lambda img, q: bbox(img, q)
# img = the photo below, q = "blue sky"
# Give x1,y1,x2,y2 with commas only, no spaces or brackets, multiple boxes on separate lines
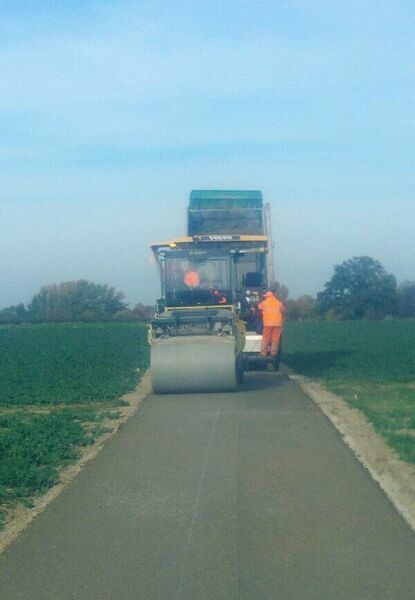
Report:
0,0,414,306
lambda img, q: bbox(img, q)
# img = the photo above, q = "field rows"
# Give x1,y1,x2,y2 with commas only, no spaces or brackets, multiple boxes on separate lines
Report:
0,323,150,527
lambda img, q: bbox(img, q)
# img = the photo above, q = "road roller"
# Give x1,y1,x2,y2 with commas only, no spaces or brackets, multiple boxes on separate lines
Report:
149,190,275,394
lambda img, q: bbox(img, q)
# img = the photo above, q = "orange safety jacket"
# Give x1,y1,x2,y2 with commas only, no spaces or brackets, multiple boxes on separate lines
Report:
183,270,200,287
258,296,285,327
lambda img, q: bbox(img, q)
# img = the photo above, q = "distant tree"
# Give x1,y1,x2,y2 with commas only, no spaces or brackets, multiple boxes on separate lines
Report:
131,303,154,320
316,256,398,320
27,280,127,323
398,281,415,319
269,281,289,303
0,303,28,324
286,295,317,321
113,303,153,321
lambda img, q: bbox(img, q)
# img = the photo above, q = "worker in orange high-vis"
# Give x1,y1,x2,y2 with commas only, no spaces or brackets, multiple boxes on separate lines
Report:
258,290,285,358
183,269,200,288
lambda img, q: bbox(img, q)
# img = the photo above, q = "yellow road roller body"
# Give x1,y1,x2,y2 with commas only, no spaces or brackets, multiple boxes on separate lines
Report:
149,189,274,394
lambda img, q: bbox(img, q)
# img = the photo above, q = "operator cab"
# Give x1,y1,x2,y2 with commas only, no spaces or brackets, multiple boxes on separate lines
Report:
164,249,233,308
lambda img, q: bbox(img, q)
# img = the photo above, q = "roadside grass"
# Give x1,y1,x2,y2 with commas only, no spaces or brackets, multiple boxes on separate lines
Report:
0,323,150,529
283,321,415,465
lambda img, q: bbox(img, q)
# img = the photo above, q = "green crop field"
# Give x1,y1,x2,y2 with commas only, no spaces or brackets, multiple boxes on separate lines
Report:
283,321,415,464
2,320,414,529
0,323,150,528
0,323,149,406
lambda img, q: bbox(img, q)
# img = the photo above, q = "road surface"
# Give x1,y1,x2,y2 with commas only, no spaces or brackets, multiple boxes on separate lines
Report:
1,370,415,599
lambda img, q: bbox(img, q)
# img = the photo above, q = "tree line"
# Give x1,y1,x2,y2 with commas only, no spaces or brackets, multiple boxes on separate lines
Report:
1,256,414,324
0,280,153,325
284,256,415,321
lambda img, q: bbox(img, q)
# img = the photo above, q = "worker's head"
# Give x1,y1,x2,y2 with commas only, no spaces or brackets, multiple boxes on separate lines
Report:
264,291,274,298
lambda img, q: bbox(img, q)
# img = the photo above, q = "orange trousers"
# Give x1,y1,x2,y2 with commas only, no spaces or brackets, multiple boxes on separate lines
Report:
261,326,282,356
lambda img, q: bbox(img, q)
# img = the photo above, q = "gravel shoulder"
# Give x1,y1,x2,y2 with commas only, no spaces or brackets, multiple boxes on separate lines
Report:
290,372,415,533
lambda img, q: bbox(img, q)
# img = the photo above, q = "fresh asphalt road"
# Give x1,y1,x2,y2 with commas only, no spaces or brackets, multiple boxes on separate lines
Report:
2,371,415,599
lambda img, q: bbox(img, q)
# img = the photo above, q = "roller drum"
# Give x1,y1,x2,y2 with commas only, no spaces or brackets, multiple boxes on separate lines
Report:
151,336,238,394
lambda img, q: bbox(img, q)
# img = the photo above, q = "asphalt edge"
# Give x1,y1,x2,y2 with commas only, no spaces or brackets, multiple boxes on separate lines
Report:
289,373,415,535
0,370,152,556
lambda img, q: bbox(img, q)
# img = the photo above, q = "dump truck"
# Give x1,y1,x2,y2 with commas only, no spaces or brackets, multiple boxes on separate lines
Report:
149,190,275,394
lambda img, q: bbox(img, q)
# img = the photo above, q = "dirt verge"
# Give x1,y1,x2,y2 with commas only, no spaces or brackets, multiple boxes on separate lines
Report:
0,370,152,556
290,373,415,534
